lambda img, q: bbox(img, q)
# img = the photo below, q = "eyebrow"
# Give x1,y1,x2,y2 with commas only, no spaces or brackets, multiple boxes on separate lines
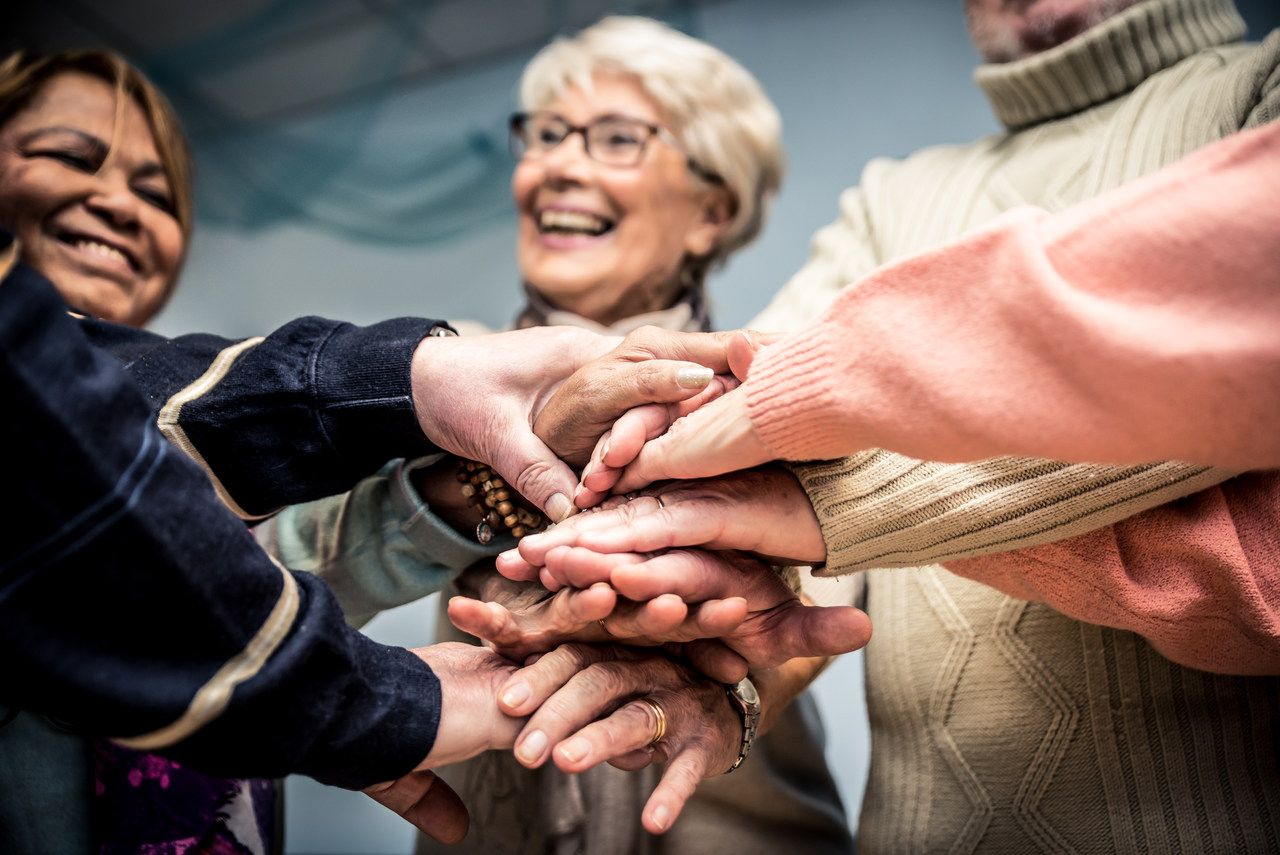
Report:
17,126,169,181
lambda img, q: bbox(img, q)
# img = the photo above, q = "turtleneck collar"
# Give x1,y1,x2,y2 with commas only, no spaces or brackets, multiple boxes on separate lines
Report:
513,281,712,335
975,0,1246,130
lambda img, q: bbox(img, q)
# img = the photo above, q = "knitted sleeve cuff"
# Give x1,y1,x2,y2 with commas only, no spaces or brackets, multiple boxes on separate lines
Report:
788,453,1234,574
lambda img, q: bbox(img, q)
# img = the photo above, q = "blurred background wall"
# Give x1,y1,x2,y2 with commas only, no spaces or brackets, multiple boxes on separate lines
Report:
11,1,1279,852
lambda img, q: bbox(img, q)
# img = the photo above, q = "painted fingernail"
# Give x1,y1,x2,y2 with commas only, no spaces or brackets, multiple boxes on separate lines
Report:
515,729,547,765
557,737,591,765
677,364,714,389
546,493,574,523
652,804,671,831
501,682,531,709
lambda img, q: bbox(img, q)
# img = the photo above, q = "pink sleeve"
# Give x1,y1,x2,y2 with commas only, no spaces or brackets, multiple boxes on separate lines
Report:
745,121,1280,469
943,471,1280,675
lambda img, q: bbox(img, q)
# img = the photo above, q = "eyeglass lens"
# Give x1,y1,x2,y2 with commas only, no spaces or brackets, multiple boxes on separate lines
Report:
514,114,654,166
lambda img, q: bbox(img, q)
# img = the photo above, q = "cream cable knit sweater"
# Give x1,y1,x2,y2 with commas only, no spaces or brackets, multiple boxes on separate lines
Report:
746,0,1280,850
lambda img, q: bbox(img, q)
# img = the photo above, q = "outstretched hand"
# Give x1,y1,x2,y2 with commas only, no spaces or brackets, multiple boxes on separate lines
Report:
481,542,869,681
574,331,780,500
503,469,827,585
360,642,524,842
532,325,751,467
445,563,750,681
498,643,743,835
411,325,742,524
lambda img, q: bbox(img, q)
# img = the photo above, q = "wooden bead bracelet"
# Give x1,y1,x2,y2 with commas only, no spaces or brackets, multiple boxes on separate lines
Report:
456,459,548,543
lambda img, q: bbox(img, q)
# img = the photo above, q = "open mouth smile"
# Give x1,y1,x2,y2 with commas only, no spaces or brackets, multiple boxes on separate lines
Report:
537,209,616,237
57,232,140,272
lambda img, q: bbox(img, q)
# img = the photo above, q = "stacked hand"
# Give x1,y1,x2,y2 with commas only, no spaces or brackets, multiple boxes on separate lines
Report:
405,325,872,838
410,325,745,523
571,330,782,504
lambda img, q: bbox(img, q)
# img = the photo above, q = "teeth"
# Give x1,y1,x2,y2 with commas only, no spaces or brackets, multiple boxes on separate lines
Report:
75,239,130,266
538,210,612,236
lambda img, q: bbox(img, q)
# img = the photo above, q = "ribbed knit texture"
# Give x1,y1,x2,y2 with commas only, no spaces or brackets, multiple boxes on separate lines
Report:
744,2,1280,850
976,0,1246,129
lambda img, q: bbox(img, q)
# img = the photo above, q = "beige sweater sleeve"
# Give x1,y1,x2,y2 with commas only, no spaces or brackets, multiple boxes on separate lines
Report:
790,453,1235,575
754,163,1239,578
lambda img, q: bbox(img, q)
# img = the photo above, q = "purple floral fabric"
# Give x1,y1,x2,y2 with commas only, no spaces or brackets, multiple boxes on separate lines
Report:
92,740,276,855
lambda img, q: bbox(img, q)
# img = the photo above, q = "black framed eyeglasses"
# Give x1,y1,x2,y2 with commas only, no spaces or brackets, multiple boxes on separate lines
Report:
509,111,723,184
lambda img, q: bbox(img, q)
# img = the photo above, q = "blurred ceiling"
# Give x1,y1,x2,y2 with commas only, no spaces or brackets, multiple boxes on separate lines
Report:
8,0,721,139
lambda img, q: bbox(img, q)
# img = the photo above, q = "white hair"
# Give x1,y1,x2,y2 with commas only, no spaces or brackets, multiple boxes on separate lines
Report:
519,16,785,272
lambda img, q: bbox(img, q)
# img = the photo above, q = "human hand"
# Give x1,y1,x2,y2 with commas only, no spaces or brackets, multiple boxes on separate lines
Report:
499,643,742,834
505,469,827,581
532,325,750,468
359,642,524,842
410,326,616,523
445,563,749,681
485,543,870,680
412,325,738,524
361,771,469,844
573,331,780,499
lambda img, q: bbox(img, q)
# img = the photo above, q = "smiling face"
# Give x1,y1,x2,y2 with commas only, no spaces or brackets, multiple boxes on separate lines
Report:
512,73,730,326
0,71,183,327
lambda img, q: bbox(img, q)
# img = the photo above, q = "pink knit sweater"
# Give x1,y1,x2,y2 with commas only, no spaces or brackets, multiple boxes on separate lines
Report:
746,122,1280,674
746,120,1280,470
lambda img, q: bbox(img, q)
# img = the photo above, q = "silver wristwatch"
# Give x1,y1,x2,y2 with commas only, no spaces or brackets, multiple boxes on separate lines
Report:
724,677,761,773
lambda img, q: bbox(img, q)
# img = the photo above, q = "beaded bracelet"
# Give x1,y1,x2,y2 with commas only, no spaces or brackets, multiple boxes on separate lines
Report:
456,459,548,544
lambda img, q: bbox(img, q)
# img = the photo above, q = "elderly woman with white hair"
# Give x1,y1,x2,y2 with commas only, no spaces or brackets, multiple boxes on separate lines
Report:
258,15,856,855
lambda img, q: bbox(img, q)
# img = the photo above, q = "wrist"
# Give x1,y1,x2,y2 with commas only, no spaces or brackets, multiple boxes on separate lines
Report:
409,456,476,535
408,323,460,447
723,676,761,773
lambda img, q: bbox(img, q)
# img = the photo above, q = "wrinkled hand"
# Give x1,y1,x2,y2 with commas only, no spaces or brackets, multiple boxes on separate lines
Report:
488,541,870,680
446,563,749,681
574,331,779,499
362,772,468,844
533,326,750,468
411,326,617,522
412,325,741,523
360,642,523,842
499,643,741,834
503,469,827,584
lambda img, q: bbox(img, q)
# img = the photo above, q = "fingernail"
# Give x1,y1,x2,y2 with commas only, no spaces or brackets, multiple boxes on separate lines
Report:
516,729,547,765
677,365,713,389
501,682,531,709
518,533,542,548
546,493,573,523
652,804,670,831
557,737,591,765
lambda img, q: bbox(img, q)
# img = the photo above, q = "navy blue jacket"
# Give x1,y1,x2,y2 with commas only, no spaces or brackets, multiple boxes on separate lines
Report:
1,234,447,789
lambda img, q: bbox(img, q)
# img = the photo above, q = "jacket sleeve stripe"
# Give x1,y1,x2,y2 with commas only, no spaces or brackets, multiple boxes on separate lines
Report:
112,557,301,750
156,336,270,521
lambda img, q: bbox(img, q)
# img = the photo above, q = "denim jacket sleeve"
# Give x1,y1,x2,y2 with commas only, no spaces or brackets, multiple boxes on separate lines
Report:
1,242,442,789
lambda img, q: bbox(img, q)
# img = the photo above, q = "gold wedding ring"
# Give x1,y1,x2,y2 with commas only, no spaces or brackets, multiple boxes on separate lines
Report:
598,618,611,636
637,697,667,748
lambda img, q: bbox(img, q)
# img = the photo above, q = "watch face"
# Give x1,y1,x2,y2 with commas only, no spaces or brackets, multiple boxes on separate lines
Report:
734,678,760,707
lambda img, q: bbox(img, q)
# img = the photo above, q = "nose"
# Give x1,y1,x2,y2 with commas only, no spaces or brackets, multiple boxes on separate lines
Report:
539,130,595,184
85,170,142,231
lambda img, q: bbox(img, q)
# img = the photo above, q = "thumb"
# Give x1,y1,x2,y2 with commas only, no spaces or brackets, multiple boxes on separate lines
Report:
489,433,580,524
727,331,759,380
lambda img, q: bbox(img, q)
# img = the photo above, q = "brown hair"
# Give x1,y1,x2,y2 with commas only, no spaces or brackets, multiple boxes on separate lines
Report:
0,49,195,289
